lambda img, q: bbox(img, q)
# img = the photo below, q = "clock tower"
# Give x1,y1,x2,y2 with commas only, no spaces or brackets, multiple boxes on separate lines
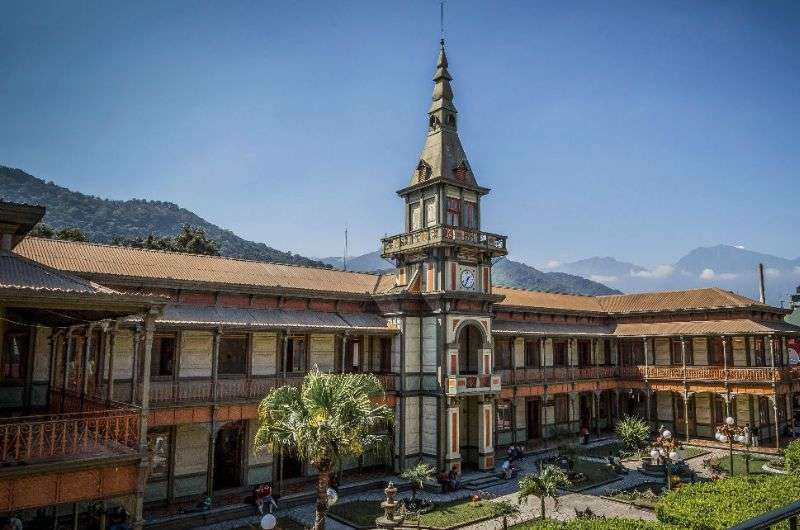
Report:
380,40,507,473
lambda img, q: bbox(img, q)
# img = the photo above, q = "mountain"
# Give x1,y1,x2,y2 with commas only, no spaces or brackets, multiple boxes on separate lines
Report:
492,258,621,295
552,245,800,306
320,250,392,273
0,166,323,266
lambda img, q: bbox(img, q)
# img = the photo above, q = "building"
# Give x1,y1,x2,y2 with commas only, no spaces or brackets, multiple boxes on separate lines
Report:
2,41,800,528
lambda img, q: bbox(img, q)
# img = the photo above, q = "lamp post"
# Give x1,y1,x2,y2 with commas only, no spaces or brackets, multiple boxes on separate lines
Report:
715,416,751,475
651,428,681,491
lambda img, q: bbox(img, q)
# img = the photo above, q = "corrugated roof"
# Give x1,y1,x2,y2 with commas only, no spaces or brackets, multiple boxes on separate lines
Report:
613,319,800,337
0,250,118,296
598,288,766,314
150,304,396,332
16,238,394,296
493,286,604,313
493,320,613,337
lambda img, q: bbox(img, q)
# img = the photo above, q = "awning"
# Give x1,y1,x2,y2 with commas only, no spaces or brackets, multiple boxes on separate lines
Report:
493,320,613,337
152,304,397,333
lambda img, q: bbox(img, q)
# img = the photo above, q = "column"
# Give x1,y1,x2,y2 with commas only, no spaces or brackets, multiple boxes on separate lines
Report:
722,335,729,380
680,336,687,379
682,390,692,442
46,330,59,411
134,312,157,527
477,398,494,470
771,394,781,450
211,328,222,401
341,333,348,373
206,422,218,496
60,328,74,412
445,400,461,471
106,323,118,404
81,324,95,401
642,337,649,379
281,330,289,379
645,388,652,424
592,390,600,436
130,326,141,403
613,389,620,423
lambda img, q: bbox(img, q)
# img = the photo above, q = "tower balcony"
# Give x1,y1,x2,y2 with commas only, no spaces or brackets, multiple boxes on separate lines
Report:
446,374,502,396
381,225,508,260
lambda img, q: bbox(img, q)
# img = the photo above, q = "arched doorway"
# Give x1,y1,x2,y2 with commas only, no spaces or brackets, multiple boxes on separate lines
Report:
457,324,483,375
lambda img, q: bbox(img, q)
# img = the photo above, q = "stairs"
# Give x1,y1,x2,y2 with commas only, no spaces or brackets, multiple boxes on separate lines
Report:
461,471,507,491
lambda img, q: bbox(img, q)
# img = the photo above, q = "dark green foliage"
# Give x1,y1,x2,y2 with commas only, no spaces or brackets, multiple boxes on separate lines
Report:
28,223,87,241
783,440,800,473
29,223,54,238
114,225,220,256
655,474,800,529
615,415,650,453
2,165,324,266
513,518,669,529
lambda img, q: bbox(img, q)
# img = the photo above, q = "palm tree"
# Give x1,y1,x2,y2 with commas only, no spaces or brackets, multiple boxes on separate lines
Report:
400,463,435,505
518,465,570,520
255,367,393,530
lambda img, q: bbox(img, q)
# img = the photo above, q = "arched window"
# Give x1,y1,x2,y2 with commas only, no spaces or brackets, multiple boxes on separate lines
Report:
458,324,483,374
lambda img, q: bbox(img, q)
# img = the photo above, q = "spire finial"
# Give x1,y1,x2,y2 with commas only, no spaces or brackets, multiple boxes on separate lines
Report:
440,0,445,43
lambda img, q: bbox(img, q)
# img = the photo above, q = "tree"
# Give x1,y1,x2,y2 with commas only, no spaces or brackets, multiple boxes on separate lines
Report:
255,367,393,530
55,227,88,242
400,462,434,504
518,465,570,520
492,500,520,530
172,224,219,255
29,223,54,238
615,415,651,455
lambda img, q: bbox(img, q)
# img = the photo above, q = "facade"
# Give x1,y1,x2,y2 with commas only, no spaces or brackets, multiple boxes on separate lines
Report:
2,41,800,527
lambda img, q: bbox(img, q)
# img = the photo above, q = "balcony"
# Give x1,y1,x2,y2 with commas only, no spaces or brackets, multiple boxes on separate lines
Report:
146,373,399,406
0,407,139,467
619,365,789,383
446,374,502,396
498,366,618,385
381,225,507,259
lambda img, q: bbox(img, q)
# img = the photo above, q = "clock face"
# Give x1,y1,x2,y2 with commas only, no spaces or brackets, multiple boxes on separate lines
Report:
460,269,476,289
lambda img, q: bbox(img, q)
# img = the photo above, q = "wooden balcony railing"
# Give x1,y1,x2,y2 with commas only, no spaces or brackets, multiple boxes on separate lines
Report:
619,365,789,382
498,365,618,385
0,408,140,466
381,225,507,258
446,374,502,396
146,373,398,406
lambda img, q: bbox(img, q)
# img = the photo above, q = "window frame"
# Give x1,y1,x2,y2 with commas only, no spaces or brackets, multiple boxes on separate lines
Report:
219,335,249,376
446,197,461,227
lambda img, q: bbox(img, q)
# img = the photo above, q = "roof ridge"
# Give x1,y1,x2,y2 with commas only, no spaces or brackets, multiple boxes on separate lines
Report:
597,286,726,299
24,237,384,278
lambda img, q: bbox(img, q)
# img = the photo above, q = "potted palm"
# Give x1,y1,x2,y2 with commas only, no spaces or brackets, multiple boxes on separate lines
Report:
400,463,435,508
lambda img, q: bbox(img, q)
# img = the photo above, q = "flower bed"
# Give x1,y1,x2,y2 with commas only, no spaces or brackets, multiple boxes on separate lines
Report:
328,499,510,530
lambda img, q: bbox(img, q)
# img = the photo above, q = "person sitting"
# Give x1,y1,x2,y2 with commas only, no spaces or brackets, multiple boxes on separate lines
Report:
447,466,461,491
437,470,451,492
501,459,517,480
507,444,517,462
579,426,590,445
255,482,278,515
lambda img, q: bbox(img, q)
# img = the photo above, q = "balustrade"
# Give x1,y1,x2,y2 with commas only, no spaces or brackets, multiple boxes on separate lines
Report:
0,408,139,465
381,225,507,257
618,365,788,382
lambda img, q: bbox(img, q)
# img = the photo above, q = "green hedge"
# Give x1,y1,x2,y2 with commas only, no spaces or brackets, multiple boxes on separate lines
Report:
656,475,800,529
513,518,668,530
784,440,800,473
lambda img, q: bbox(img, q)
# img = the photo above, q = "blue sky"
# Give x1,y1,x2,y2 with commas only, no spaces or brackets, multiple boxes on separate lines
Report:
1,0,798,268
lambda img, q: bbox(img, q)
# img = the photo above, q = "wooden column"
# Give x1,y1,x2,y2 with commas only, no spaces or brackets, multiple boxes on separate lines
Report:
81,324,95,401
106,323,118,405
682,391,692,442
134,312,157,527
642,337,649,378
281,330,289,379
60,328,74,413
46,329,59,411
130,326,141,403
211,328,222,401
206,422,218,496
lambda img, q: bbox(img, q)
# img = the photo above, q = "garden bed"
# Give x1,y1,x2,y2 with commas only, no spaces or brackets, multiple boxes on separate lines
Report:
560,459,622,492
604,482,665,509
328,499,510,530
710,453,773,476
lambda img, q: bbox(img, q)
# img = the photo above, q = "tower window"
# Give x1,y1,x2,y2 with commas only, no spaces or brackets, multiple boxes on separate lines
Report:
416,160,432,181
446,197,461,226
447,114,456,127
463,201,477,229
453,160,469,181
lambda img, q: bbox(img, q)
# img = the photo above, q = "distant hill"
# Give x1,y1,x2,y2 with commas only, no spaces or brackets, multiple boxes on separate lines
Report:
321,250,392,273
321,251,620,296
0,166,323,266
492,258,621,296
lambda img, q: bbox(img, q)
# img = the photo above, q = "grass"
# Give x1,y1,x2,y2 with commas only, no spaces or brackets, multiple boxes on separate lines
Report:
678,446,708,460
607,482,665,509
328,499,510,529
711,452,772,476
561,459,621,491
576,442,623,458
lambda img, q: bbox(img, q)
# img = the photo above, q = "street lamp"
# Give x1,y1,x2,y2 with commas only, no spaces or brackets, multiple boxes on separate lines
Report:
651,428,682,491
715,416,751,475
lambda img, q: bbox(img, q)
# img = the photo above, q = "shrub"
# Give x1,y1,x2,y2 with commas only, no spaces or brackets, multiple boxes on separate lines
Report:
655,474,800,529
512,517,669,529
615,415,650,453
783,440,800,473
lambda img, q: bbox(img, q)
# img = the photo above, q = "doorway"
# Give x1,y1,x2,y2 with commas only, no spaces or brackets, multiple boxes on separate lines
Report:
579,394,592,431
526,398,540,441
214,422,244,491
281,452,304,481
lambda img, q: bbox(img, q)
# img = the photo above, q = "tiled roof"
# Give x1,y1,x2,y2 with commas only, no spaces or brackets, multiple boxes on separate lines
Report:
149,304,396,332
16,238,394,297
613,319,800,337
493,320,613,337
494,286,773,315
0,250,119,297
597,288,767,314
493,286,604,313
